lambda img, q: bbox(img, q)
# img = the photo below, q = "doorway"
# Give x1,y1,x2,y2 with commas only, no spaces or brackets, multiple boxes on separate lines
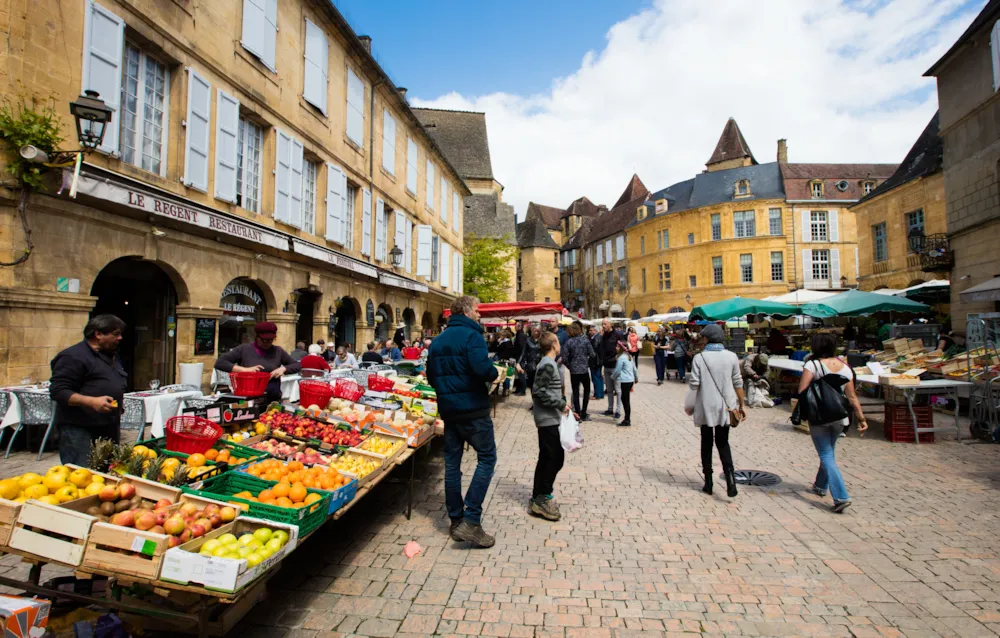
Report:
91,257,178,392
402,308,416,344
295,290,319,345
335,298,357,349
375,303,392,342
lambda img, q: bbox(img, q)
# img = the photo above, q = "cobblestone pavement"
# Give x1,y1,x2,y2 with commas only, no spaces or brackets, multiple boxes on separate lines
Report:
4,361,1000,637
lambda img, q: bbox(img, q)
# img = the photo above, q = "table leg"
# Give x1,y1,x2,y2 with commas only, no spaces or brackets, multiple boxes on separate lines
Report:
407,452,415,520
953,387,962,441
906,390,919,445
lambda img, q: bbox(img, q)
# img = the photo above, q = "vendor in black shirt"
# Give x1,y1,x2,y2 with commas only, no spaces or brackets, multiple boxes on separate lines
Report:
361,342,384,364
49,314,128,466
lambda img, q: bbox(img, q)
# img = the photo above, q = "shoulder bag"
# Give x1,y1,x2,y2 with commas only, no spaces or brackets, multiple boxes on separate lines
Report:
799,360,851,424
697,353,744,428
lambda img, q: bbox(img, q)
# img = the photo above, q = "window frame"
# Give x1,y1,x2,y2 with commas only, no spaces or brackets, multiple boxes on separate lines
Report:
733,210,755,239
344,184,356,250
712,256,723,285
769,208,782,235
770,251,784,282
905,209,925,253
811,181,824,198
711,214,721,241
740,253,753,283
873,222,887,263
236,117,263,213
302,159,318,235
120,41,170,176
689,275,696,288
812,249,830,280
688,233,695,245
810,211,829,242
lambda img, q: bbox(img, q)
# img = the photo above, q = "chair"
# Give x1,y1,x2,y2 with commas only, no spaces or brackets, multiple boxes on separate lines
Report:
121,396,147,441
183,399,219,410
213,370,232,393
300,368,326,379
0,392,10,425
6,391,56,460
350,369,373,388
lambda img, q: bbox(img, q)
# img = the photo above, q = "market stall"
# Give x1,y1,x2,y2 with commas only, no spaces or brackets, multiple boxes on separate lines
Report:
689,298,800,322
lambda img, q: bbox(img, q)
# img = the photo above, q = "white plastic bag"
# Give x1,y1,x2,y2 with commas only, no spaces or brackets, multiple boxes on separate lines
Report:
747,380,774,408
559,411,583,452
683,388,697,416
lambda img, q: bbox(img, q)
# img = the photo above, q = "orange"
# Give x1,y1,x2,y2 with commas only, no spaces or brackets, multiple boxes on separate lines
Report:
288,483,307,503
275,496,293,508
304,492,322,505
204,449,219,461
188,453,206,468
272,483,290,499
287,461,303,472
257,488,274,502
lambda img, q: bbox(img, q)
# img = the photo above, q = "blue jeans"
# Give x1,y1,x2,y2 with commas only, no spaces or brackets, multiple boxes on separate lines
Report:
674,354,687,381
654,352,666,381
810,424,849,502
590,367,605,399
443,415,497,525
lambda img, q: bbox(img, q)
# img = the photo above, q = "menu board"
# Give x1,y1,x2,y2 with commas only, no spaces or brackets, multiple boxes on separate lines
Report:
194,318,216,355
728,328,748,355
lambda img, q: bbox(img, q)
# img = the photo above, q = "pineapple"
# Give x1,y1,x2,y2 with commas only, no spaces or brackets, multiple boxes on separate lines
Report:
108,442,135,476
122,450,147,478
166,464,190,487
143,455,166,483
87,438,115,473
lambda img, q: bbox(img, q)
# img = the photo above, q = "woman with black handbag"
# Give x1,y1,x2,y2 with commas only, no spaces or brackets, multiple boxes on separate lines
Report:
797,333,868,513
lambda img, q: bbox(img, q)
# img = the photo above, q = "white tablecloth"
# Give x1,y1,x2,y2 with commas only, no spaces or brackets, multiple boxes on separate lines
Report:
0,387,50,429
127,390,204,438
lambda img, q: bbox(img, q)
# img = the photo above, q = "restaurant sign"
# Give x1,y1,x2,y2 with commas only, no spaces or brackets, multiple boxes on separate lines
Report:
291,239,377,279
220,283,262,314
379,273,428,293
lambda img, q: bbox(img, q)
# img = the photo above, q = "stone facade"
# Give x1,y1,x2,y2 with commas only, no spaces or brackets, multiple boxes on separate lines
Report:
517,248,560,303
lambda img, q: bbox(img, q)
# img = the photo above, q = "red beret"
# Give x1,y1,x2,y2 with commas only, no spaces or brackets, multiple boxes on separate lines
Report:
255,321,277,338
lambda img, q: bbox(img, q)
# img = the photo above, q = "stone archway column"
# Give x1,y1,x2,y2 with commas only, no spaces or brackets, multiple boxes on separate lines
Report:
174,305,224,392
266,313,299,354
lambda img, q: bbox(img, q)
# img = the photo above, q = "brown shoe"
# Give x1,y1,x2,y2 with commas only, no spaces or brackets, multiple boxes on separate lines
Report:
452,520,496,548
530,496,561,521
449,517,463,540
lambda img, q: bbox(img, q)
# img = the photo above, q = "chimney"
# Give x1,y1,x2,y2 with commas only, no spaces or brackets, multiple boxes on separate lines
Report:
358,35,371,53
777,139,788,164
397,87,407,101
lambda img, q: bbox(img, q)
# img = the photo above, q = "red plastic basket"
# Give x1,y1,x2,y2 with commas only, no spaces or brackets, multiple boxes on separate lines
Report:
299,380,334,408
165,416,224,454
230,371,271,396
367,375,395,392
332,378,365,402
402,347,421,360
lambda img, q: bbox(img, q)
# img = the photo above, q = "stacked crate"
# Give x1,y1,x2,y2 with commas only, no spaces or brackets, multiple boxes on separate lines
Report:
884,404,934,443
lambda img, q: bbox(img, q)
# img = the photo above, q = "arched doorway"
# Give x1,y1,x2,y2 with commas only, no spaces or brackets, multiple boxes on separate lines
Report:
630,310,641,320
668,306,685,313
402,308,416,344
91,257,178,391
647,308,658,317
219,278,268,354
437,313,448,332
335,297,358,349
375,303,392,342
295,289,320,346
421,311,434,338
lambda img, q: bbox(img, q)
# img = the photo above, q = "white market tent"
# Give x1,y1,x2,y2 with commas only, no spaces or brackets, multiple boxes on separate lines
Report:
645,312,691,324
763,289,837,305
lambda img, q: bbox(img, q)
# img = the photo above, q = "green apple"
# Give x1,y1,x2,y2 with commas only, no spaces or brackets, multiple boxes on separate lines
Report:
237,534,255,546
246,539,263,551
265,538,284,553
252,528,272,544
212,546,229,557
270,530,289,545
246,552,263,567
217,533,237,546
199,548,214,557
201,539,222,553
223,551,241,560
256,547,273,560
237,546,253,558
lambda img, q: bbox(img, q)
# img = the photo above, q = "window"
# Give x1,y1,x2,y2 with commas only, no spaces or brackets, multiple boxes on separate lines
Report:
906,209,925,252
302,160,318,234
769,208,782,235
711,214,721,241
811,181,824,198
733,210,755,238
517,274,522,292
641,268,646,292
376,202,389,261
771,251,784,282
344,185,356,249
554,252,559,268
431,235,439,281
740,253,753,283
121,43,168,174
406,138,418,194
425,161,435,209
555,277,559,289
712,256,723,285
863,181,875,195
236,118,263,213
658,264,671,291
810,211,828,242
598,271,605,290
873,222,887,262
346,67,365,147
689,275,697,288
688,233,695,245
812,249,830,280
618,266,627,290
605,240,612,264
381,110,395,175
615,236,625,261
657,230,668,250
596,243,603,266
302,19,328,115
640,236,645,254
567,273,574,291
607,271,614,291
735,179,751,196
240,0,277,71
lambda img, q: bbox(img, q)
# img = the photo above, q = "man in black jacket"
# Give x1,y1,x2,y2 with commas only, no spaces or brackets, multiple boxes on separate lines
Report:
588,324,605,400
512,322,528,395
599,319,624,418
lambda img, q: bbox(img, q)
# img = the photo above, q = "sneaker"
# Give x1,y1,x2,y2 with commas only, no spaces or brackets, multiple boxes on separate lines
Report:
529,496,561,521
617,420,631,427
839,431,847,438
832,500,852,513
614,412,621,419
451,520,496,548
449,517,463,540
656,380,662,386
807,485,826,497
602,409,614,416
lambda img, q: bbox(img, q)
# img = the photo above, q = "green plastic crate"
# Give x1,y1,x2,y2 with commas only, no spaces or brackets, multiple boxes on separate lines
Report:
142,438,271,470
182,472,330,535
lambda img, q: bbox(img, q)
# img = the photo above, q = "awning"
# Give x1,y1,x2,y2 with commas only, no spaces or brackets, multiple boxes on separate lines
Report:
961,276,1000,302
801,289,930,317
896,279,949,303
763,289,837,305
610,303,623,313
689,298,800,322
379,272,428,293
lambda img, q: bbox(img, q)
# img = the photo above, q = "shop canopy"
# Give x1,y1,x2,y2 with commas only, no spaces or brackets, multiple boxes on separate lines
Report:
763,289,837,305
645,312,691,324
800,289,930,317
896,279,949,303
444,301,565,322
688,298,799,322
961,276,1000,303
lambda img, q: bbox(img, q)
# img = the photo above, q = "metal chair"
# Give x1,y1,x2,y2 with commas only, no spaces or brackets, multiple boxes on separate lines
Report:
183,399,219,410
300,368,326,379
6,391,56,460
0,392,10,425
350,369,373,388
213,370,232,393
121,396,147,441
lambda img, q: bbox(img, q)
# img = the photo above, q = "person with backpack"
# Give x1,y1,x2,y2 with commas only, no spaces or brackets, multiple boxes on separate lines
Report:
796,332,868,513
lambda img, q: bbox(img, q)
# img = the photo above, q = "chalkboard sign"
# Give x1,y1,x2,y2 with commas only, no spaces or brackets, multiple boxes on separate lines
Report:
194,318,216,355
728,328,748,355
366,299,375,325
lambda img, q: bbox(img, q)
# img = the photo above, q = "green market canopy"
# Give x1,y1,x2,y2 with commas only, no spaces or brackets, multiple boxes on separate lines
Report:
688,298,800,322
800,289,930,318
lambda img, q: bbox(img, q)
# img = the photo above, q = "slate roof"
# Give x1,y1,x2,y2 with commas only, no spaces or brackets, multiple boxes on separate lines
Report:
611,174,648,210
464,194,517,245
562,217,594,250
926,0,1000,76
781,163,898,201
855,112,942,206
525,202,565,230
516,214,560,249
707,118,758,167
411,108,495,181
562,196,603,220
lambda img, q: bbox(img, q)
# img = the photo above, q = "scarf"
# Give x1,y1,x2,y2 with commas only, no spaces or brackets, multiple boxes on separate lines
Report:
704,343,725,351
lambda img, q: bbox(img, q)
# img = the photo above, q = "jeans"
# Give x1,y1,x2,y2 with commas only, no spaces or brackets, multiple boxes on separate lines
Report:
654,352,666,381
59,423,119,466
602,368,622,414
533,425,564,498
443,415,497,525
620,382,633,421
700,425,733,474
631,352,640,380
674,354,687,381
590,367,605,399
810,424,849,502
569,373,591,416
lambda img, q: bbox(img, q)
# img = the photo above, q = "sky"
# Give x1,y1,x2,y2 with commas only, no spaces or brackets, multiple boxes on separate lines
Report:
336,0,985,220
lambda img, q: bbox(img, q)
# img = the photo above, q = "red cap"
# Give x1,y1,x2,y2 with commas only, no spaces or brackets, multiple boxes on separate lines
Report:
255,321,278,338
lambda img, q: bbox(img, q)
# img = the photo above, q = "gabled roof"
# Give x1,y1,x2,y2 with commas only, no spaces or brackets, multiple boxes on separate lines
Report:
411,108,495,181
516,214,560,249
781,163,898,201
562,196,603,220
464,193,517,245
855,112,942,206
926,0,1000,76
611,174,648,210
524,202,564,230
586,192,649,245
707,118,757,167
562,217,594,250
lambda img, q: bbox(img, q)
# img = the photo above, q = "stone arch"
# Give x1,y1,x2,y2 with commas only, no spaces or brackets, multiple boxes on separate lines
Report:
375,303,393,341
421,311,434,335
906,278,926,288
668,306,686,313
630,310,641,320
647,308,658,317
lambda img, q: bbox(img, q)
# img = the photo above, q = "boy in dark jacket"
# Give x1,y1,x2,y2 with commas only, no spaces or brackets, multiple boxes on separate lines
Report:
426,296,500,548
531,332,569,521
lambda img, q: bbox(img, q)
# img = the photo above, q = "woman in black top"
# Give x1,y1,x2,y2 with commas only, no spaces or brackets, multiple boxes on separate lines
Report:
652,327,671,385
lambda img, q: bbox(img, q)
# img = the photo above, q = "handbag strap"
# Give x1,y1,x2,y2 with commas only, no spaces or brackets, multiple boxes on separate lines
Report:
698,353,733,412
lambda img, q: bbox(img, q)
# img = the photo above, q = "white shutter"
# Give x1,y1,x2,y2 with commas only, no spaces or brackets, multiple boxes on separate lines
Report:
586,248,591,268
426,161,434,208
404,218,413,273
605,240,612,262
82,1,124,156
394,211,405,262
416,224,432,276
441,176,448,220
802,249,813,286
596,244,603,266
182,69,211,192
459,254,464,294
440,243,450,288
381,110,396,175
289,139,304,228
453,192,460,229
828,210,839,242
214,90,240,202
346,68,364,146
992,20,1000,91
274,129,291,223
303,19,328,114
830,249,841,285
406,138,418,193
801,210,811,243
241,0,277,72
374,199,385,261
325,163,345,243
361,188,372,256
453,252,460,291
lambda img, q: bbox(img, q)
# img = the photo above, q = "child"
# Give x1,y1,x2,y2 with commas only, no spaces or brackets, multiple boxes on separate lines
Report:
612,341,637,427
530,331,569,521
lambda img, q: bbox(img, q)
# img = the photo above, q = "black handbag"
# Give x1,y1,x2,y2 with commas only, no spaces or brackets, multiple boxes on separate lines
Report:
799,361,851,424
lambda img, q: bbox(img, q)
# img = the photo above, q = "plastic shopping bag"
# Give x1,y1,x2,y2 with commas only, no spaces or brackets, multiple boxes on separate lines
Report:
559,411,583,452
683,388,697,416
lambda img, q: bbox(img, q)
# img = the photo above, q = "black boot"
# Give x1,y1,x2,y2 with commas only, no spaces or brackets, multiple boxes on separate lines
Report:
724,467,738,498
702,469,713,495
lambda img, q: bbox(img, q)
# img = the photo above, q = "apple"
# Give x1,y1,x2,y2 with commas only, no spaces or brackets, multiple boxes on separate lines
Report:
252,528,272,544
149,525,165,535
154,511,168,526
167,534,182,548
189,524,206,538
154,498,173,510
98,485,120,502
203,504,220,517
179,528,193,542
111,511,135,528
265,538,284,553
163,516,185,535
246,552,263,567
135,511,156,531
179,502,198,517
271,530,289,545
195,517,212,532
202,539,222,553
118,482,136,500
209,514,222,529
220,507,237,522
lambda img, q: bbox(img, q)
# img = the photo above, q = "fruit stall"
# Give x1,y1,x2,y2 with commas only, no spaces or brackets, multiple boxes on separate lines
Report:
0,370,441,636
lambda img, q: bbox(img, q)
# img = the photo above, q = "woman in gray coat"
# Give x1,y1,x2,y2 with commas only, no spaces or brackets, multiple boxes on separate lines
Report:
562,322,597,420
688,324,746,498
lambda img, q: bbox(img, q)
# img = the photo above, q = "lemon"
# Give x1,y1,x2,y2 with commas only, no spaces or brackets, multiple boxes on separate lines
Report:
42,474,67,491
90,474,105,483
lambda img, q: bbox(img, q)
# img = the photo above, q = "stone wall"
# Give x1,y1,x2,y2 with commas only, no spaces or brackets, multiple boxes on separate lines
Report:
517,247,559,302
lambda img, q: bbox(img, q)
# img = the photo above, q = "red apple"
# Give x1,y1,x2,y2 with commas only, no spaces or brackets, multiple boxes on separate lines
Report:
111,511,135,528
154,511,168,526
167,534,182,548
179,502,198,516
179,528,193,542
189,524,206,538
118,482,136,500
219,506,237,522
149,525,165,535
163,516,185,536
203,504,220,517
154,498,173,511
195,517,212,532
135,511,156,531
99,485,120,502
209,514,222,528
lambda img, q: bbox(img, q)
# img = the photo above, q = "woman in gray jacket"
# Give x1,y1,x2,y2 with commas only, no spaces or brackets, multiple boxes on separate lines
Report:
531,332,569,521
561,322,597,421
688,324,746,498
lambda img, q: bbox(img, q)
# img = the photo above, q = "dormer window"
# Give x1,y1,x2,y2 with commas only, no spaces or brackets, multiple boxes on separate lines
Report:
654,199,667,213
636,205,647,221
735,179,751,197
863,181,875,195
810,181,824,198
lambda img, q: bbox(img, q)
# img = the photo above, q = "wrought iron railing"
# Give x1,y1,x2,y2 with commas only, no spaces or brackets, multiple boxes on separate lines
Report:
920,233,953,272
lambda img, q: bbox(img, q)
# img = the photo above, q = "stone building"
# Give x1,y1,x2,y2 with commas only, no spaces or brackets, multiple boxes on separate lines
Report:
515,202,563,302
926,0,1000,327
850,113,948,292
0,0,470,388
627,118,896,316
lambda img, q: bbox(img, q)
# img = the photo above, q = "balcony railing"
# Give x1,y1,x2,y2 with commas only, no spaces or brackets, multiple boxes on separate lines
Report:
919,233,953,273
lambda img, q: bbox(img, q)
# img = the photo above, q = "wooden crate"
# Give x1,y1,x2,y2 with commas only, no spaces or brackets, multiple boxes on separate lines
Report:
355,432,407,464
333,449,385,487
0,498,21,548
8,500,95,566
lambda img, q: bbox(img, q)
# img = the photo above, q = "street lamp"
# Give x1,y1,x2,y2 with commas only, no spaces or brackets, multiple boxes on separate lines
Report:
389,245,403,267
69,90,113,150
907,226,925,254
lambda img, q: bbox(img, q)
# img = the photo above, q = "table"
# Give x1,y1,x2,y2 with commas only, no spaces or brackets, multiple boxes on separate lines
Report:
129,390,204,439
0,386,49,430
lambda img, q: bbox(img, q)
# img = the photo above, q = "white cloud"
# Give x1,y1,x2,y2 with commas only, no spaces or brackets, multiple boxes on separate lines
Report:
412,0,981,219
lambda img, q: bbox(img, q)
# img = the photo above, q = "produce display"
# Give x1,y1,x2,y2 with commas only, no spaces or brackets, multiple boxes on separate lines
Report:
331,453,381,479
248,438,300,458
243,459,350,491
224,421,268,443
289,447,334,466
0,465,107,504
193,527,289,567
230,477,325,509
359,434,405,458
391,389,421,399
261,410,365,447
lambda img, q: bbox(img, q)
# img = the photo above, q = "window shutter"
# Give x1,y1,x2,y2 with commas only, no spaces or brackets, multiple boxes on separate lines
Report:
459,254,464,294
440,243,450,288
361,188,372,256
992,20,1000,91
274,129,292,223
425,161,434,209
214,90,240,203
802,249,813,285
346,68,364,146
416,225,432,276
375,199,385,261
381,110,395,175
302,19,328,114
241,0,277,72
404,218,413,273
394,211,405,261
801,210,811,243
828,210,839,242
406,138,418,193
596,244,603,266
82,1,124,156
453,192,460,229
830,249,841,285
586,248,591,268
289,139,304,228
325,163,344,243
440,176,447,220
182,68,211,192
453,251,460,291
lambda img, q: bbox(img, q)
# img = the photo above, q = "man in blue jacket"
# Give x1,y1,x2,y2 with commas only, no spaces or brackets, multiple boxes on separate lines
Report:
426,296,500,548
